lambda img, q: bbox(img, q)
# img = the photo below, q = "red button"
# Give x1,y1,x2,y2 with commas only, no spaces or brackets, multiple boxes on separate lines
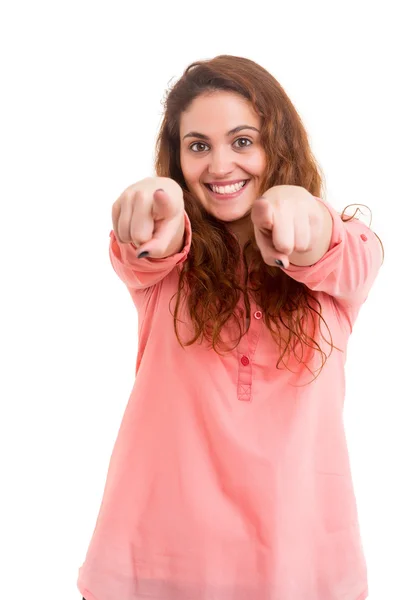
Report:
360,234,367,241
254,310,262,320
241,355,250,366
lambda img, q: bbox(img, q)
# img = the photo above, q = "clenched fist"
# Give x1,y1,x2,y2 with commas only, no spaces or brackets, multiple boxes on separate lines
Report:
251,185,327,268
112,177,185,258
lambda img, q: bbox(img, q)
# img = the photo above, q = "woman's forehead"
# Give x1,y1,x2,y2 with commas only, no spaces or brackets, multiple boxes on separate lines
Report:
180,92,261,137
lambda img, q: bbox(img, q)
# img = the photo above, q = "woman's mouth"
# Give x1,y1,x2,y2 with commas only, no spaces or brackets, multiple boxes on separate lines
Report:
204,179,250,200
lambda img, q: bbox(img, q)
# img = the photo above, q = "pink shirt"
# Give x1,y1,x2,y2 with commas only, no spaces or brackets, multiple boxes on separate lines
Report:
78,197,382,600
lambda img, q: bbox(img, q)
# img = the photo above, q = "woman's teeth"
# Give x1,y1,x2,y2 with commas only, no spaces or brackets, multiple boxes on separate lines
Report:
208,180,247,194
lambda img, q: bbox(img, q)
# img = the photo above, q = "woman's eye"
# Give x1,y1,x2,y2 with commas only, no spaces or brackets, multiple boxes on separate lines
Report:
234,137,252,148
190,142,209,153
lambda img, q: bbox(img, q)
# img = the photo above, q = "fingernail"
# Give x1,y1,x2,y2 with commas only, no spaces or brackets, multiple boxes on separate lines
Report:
155,188,164,192
275,259,284,267
138,251,150,259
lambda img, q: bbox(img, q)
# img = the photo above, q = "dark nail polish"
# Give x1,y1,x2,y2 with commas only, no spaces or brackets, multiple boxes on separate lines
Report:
275,259,284,267
138,251,150,259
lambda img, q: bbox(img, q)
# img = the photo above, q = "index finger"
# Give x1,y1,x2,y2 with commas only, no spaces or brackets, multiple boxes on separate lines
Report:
152,189,181,221
251,196,274,231
271,208,295,256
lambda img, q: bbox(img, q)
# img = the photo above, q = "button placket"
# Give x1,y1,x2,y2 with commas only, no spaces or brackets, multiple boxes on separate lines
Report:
236,305,263,402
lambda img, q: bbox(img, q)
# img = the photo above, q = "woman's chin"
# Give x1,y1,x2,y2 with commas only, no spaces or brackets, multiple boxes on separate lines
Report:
209,206,253,223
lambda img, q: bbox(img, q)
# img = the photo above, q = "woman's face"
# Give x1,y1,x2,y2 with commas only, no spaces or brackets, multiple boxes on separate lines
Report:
179,91,267,227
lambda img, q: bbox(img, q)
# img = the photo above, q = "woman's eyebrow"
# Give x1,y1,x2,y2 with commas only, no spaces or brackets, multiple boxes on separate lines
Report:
182,125,260,141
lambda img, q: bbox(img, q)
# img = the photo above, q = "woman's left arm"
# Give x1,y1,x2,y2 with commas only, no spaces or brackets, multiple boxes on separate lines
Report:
251,184,383,311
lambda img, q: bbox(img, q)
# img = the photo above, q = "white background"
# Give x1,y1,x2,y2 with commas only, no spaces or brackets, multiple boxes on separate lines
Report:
0,1,398,599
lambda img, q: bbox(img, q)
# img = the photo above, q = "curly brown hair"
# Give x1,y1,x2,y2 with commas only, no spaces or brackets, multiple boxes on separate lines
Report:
154,55,382,384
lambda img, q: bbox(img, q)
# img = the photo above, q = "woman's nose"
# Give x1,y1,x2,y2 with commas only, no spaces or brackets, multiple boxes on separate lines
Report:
207,148,235,177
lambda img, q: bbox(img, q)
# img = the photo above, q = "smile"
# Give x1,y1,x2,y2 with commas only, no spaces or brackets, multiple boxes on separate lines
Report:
204,179,250,199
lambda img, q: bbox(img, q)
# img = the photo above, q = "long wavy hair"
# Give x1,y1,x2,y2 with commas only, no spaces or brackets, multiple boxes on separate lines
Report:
154,55,383,384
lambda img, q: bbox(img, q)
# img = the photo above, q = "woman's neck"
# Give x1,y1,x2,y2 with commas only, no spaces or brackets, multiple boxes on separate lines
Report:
227,214,253,250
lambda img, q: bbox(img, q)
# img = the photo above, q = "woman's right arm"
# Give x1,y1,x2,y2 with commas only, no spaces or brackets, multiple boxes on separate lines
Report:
109,176,191,290
109,210,191,290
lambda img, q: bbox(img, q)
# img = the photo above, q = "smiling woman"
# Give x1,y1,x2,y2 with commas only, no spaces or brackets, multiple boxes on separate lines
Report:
77,54,382,600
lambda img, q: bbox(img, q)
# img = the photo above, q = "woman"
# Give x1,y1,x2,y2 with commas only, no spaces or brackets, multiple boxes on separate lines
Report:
78,55,383,600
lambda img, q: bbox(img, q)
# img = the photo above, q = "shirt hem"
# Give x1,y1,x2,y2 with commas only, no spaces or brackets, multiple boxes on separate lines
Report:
77,582,369,600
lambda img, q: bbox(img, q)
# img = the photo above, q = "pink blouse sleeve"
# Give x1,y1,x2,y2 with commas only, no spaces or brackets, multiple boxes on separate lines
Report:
109,211,192,290
281,197,383,316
